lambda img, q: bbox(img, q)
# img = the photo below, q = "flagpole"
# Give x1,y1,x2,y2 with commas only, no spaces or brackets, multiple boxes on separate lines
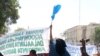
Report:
50,4,61,40
49,4,61,56
79,0,80,25
50,24,53,40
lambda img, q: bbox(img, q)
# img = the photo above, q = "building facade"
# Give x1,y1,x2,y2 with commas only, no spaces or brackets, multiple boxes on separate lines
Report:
63,23,100,45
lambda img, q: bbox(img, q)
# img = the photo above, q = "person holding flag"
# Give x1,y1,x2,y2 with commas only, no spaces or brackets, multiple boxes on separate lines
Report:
49,4,70,56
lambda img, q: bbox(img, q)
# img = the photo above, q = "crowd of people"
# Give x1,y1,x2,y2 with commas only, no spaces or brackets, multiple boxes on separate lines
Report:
0,38,70,56
0,38,89,56
0,25,89,56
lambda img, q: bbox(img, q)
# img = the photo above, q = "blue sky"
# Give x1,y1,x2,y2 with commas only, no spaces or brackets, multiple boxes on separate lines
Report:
9,0,100,37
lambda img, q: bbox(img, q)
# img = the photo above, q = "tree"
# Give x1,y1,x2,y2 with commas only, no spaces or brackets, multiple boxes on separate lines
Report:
95,27,100,45
94,27,100,54
0,0,20,34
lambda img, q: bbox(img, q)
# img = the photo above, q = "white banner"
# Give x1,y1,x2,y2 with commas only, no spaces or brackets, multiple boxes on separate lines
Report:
0,28,50,56
66,44,97,56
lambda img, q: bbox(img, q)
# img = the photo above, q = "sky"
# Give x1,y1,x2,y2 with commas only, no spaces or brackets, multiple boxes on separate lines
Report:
9,0,100,37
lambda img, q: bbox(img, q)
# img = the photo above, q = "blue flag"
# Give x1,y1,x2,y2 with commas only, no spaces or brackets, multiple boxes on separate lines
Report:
51,4,61,21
